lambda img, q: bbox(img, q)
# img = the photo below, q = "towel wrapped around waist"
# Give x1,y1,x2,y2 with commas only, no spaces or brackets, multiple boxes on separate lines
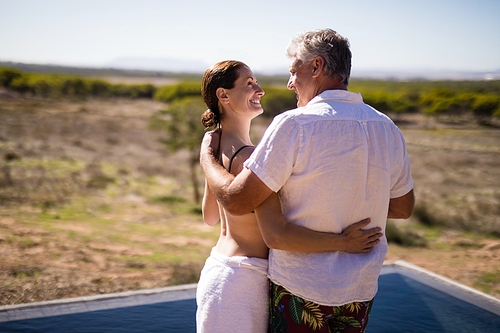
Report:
196,247,269,333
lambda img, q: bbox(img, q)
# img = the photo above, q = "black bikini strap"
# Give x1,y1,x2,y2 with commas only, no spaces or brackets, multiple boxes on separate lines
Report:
228,145,254,173
217,129,222,163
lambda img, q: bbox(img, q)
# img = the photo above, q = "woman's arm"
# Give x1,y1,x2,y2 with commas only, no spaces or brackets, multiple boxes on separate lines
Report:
202,179,220,226
255,193,382,254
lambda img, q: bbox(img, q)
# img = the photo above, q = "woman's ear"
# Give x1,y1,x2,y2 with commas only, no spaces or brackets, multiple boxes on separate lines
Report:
216,87,230,104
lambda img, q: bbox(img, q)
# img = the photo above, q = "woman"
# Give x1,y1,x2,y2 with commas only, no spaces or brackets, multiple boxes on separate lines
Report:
196,60,381,333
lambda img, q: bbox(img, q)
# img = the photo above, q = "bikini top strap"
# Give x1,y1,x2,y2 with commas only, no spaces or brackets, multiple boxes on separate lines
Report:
217,129,222,163
228,145,254,173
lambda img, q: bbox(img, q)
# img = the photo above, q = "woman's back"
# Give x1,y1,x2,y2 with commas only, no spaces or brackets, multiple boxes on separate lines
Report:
215,143,268,259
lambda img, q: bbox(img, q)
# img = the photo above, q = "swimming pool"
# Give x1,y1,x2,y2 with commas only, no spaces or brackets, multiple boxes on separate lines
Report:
1,261,499,332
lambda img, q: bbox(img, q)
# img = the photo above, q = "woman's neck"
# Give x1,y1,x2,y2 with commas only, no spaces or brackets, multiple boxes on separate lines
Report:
220,115,252,146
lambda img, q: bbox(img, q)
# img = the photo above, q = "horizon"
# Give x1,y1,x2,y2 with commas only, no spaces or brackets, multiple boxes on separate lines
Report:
2,59,499,81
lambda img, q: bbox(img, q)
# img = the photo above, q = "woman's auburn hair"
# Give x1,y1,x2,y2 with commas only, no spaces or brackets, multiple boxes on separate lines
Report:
201,60,248,129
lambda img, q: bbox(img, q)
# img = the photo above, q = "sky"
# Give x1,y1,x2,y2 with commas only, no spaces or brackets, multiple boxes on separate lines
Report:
1,0,499,75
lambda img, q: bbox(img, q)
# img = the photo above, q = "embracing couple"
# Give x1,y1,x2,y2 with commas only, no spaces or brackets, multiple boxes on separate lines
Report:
196,28,415,333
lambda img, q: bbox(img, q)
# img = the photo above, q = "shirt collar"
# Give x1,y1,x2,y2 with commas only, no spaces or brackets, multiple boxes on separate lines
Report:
306,90,363,106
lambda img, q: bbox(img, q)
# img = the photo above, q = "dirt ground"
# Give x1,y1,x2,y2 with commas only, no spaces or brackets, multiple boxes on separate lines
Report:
0,91,499,306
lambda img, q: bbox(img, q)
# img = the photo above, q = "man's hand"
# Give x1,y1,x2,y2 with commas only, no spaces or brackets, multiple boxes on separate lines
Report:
199,128,273,215
341,219,382,254
200,128,221,167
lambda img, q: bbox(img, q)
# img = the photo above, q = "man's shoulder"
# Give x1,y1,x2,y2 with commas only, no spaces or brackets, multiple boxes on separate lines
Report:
275,104,330,124
270,108,303,126
272,96,397,127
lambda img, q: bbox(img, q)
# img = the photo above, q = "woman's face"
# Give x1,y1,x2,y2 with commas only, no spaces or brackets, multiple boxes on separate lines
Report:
225,66,265,116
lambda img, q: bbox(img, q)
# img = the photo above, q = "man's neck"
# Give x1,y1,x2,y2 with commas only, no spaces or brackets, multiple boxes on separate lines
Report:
315,77,348,96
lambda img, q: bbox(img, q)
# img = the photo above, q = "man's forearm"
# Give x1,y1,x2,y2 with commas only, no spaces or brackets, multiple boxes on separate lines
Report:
199,130,276,215
200,147,236,208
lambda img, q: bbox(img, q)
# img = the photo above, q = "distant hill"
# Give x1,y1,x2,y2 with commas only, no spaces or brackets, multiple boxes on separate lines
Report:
104,57,209,74
0,61,203,81
351,68,500,81
1,60,499,81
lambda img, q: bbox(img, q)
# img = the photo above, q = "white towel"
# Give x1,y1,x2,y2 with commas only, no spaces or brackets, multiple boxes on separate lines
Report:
196,248,269,333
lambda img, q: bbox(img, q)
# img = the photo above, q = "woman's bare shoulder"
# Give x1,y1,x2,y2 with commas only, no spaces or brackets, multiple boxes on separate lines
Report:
229,146,254,175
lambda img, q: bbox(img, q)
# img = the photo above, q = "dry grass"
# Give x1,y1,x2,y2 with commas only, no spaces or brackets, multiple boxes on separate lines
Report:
385,113,500,298
0,93,499,306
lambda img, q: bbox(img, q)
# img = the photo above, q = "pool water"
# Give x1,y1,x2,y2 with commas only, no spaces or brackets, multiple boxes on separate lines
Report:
0,299,196,333
1,262,499,333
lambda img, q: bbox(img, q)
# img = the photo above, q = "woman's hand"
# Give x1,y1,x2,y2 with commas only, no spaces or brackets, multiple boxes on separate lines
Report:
256,193,383,253
341,219,382,254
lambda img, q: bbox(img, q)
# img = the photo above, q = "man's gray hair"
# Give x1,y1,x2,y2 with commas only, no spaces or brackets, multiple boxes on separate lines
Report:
287,28,352,85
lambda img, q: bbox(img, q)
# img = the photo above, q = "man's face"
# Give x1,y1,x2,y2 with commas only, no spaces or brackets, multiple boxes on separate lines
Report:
287,57,315,107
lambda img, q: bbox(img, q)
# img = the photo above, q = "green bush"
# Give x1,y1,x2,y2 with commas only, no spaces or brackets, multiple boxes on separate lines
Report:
260,86,297,118
60,78,89,97
130,84,156,98
0,68,22,87
154,82,201,102
472,94,500,118
361,91,392,113
0,67,158,99
90,80,112,97
9,74,36,94
31,77,52,97
385,221,427,247
353,90,418,114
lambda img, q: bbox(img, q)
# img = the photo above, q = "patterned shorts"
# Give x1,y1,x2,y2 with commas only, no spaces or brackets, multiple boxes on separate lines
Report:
269,281,374,333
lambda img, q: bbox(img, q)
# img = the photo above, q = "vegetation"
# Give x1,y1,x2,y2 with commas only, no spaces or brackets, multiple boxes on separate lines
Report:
154,82,201,102
149,97,208,203
259,86,297,118
3,67,500,123
0,68,156,99
348,79,500,122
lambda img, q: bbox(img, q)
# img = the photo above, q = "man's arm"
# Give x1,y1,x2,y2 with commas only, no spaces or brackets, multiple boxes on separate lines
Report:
255,193,382,253
200,130,273,215
388,189,415,219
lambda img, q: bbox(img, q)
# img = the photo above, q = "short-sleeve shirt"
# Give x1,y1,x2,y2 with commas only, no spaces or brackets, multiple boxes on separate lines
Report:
244,90,413,306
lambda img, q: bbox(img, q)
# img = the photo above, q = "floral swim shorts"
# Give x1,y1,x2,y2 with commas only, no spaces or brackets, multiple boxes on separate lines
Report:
269,281,374,333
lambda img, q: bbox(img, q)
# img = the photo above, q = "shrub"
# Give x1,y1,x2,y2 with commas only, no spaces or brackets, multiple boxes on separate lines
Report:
30,76,57,97
149,97,207,202
385,221,427,247
130,84,156,98
412,204,444,227
60,78,89,97
260,86,297,118
9,74,36,94
154,82,201,102
0,68,22,87
362,91,392,113
389,93,419,113
90,80,112,97
472,94,500,119
1,68,159,99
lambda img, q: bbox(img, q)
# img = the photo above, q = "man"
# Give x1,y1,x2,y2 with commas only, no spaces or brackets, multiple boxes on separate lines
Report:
200,28,414,333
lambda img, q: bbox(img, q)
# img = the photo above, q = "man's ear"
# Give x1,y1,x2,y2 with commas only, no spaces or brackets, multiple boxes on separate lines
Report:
216,87,229,104
311,56,325,78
